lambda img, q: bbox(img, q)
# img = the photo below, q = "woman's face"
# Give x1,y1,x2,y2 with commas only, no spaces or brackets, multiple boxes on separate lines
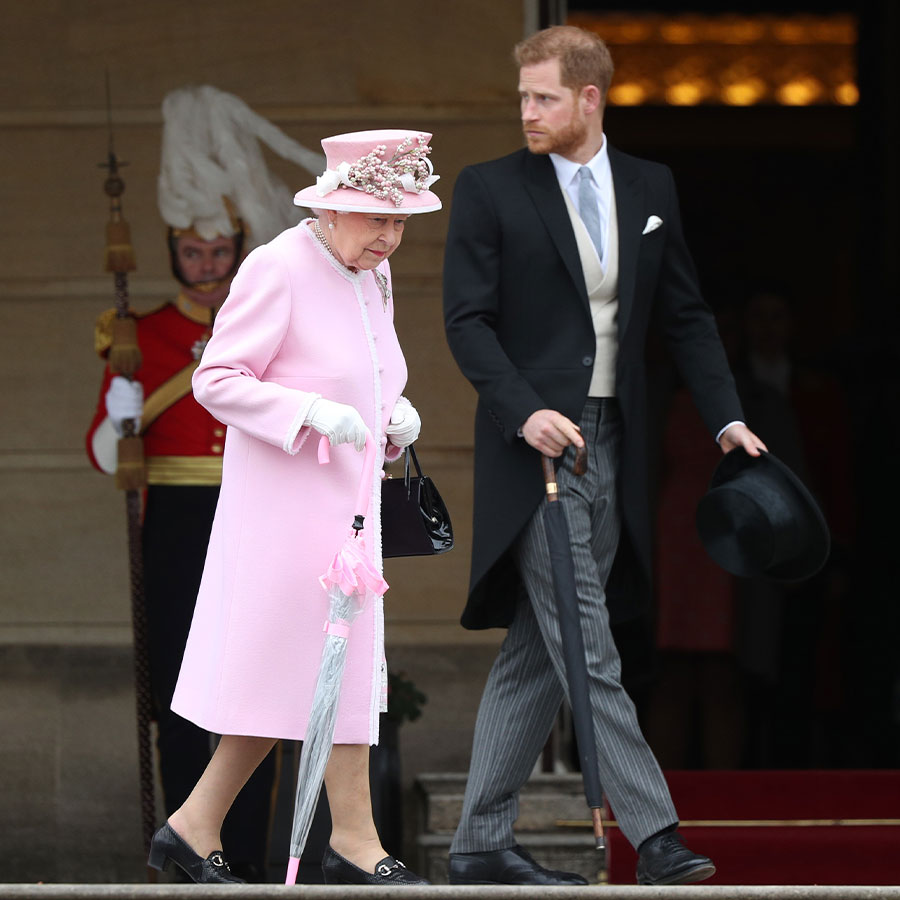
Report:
325,212,409,271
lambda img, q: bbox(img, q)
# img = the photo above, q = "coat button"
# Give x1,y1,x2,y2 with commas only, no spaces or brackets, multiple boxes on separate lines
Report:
213,427,225,438
582,355,593,366
211,444,223,454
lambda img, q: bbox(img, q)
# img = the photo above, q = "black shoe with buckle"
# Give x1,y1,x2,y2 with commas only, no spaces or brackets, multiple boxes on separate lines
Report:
147,821,245,884
449,844,589,885
636,830,716,885
321,845,430,885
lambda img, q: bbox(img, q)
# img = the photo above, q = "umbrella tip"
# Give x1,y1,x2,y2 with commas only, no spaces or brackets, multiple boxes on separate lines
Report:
352,514,365,533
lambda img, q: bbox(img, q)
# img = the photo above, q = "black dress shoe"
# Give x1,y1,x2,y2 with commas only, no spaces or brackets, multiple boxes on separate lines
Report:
148,821,245,884
449,845,589,885
321,846,430,885
636,831,715,885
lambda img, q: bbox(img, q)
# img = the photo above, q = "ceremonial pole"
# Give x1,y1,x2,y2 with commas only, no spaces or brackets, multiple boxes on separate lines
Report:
97,75,157,875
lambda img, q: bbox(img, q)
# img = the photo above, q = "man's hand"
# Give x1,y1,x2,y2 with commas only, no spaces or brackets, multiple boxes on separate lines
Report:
719,423,767,456
521,409,584,457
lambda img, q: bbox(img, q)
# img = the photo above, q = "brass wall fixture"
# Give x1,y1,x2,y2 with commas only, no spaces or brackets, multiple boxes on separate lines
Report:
569,13,857,107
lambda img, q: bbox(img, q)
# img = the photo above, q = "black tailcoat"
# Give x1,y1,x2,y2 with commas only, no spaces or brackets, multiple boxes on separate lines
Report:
443,145,744,630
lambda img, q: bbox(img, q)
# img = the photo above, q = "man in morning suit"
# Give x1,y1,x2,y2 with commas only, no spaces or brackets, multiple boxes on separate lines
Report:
443,25,767,886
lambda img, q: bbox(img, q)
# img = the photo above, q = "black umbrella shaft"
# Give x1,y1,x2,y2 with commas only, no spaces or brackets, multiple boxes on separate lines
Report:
544,500,605,810
541,450,604,855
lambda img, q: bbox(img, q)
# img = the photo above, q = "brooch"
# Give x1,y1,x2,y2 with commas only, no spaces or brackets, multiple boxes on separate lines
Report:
373,270,391,312
191,334,210,360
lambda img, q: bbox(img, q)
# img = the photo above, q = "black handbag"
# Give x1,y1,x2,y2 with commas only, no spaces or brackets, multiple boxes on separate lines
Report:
381,444,454,558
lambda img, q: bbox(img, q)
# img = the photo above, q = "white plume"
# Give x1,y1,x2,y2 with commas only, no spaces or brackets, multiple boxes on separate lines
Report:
157,85,325,249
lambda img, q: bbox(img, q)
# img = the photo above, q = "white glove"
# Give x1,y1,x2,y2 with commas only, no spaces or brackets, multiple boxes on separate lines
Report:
385,396,421,448
105,375,144,436
305,398,367,451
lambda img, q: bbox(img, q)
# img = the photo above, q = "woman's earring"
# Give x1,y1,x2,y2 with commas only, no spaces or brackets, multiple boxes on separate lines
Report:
328,222,334,230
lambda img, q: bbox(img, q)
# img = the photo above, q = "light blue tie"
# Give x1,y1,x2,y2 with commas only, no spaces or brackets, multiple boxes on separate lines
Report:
577,166,603,263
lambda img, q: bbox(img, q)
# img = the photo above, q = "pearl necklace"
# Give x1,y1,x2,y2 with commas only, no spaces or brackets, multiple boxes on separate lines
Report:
313,219,358,273
312,218,389,311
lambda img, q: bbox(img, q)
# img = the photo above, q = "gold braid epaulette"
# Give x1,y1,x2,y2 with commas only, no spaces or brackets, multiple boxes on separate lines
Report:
93,308,119,358
92,304,168,359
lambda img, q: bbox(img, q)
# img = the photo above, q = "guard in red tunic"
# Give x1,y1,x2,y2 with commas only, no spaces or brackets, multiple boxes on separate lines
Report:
86,85,324,882
87,229,279,882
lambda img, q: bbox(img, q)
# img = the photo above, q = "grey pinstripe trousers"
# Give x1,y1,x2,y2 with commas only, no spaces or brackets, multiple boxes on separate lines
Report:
451,399,678,853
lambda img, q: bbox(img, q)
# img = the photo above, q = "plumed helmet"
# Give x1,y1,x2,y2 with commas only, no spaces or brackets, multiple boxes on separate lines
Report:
157,85,325,250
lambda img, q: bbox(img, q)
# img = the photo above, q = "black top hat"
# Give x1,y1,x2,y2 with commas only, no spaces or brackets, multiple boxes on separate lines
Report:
696,448,830,582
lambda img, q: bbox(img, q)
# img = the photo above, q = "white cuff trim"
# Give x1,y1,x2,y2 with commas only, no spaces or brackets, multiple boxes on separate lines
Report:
283,393,321,455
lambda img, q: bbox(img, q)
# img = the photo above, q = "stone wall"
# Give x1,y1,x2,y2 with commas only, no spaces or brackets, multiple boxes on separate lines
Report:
1,0,531,647
0,0,536,881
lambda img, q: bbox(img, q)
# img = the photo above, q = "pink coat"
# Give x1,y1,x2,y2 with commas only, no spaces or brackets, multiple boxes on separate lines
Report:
171,220,407,745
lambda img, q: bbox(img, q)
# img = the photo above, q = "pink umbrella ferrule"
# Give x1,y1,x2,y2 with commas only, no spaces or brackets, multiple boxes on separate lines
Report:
285,856,300,885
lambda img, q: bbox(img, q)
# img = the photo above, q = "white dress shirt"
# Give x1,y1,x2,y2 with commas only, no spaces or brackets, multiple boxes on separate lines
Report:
548,136,743,445
550,136,612,267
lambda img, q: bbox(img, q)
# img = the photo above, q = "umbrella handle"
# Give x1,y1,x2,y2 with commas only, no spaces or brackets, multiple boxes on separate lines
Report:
541,445,588,499
317,431,378,520
541,455,560,501
573,444,588,476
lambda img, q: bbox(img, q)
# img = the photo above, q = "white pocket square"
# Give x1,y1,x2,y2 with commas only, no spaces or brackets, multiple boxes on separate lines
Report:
642,215,663,235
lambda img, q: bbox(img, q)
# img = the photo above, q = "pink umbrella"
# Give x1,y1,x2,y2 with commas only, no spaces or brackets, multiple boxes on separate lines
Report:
285,430,388,885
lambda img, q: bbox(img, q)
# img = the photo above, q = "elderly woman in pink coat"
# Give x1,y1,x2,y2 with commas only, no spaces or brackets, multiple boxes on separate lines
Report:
147,130,441,886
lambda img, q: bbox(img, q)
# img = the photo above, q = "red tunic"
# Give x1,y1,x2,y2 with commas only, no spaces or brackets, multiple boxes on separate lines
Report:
86,295,226,480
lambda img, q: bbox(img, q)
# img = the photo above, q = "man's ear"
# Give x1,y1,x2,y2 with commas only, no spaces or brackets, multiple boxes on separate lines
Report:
581,84,602,116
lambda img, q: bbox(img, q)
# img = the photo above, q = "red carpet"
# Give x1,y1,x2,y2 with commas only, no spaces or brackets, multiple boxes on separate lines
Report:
606,770,900,885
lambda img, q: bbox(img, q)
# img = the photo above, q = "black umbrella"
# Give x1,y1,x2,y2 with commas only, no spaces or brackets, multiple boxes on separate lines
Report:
541,448,606,856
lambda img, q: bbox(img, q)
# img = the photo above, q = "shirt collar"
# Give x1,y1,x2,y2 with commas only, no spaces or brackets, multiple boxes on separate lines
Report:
549,134,611,192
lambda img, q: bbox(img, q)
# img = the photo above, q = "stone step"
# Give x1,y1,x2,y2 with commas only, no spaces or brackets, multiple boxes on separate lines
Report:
416,772,593,834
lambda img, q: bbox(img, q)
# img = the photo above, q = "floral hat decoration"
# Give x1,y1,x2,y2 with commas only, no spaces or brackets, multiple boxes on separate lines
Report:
293,129,441,214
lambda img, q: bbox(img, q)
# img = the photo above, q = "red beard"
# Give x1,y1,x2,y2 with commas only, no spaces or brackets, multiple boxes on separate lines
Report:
523,114,588,157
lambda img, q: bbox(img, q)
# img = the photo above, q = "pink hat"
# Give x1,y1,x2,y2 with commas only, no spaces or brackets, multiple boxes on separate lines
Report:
293,129,441,214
